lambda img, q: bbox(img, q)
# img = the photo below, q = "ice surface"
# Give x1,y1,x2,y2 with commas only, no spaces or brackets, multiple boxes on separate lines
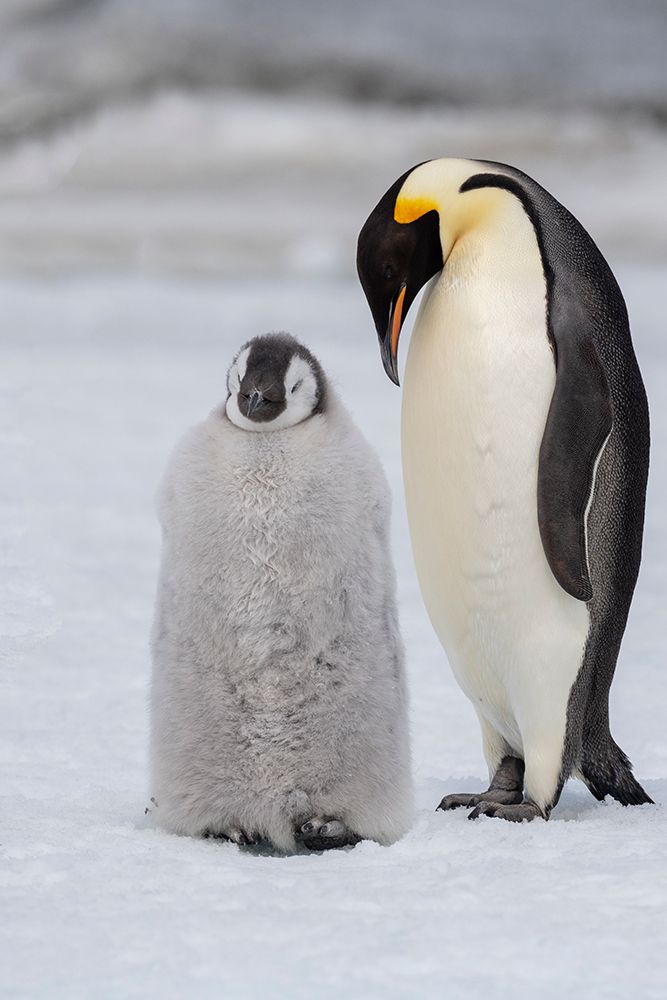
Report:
1,266,666,999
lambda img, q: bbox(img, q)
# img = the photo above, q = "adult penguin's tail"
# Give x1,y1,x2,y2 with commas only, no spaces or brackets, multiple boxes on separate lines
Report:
580,734,653,805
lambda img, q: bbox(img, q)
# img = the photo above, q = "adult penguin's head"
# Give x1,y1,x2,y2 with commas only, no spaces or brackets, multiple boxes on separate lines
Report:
356,162,443,385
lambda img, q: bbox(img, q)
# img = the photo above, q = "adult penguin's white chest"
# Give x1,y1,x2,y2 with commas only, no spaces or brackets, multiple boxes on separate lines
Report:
401,203,590,755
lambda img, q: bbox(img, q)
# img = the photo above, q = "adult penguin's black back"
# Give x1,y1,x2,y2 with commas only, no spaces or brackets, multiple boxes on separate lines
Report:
456,161,651,804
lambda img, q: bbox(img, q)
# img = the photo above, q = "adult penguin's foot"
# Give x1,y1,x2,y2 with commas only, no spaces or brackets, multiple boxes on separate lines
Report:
437,755,525,813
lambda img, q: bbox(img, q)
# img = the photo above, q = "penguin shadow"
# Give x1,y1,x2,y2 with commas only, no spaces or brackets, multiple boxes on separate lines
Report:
547,778,662,821
201,837,357,859
207,839,281,859
551,784,603,821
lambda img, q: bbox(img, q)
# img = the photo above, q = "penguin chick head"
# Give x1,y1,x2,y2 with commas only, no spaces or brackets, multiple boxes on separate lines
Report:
225,333,327,432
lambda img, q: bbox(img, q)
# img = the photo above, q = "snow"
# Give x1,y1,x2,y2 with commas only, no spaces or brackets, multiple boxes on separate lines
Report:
2,263,666,999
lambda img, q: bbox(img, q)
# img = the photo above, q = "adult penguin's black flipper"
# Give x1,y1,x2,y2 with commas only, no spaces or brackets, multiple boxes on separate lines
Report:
537,315,612,602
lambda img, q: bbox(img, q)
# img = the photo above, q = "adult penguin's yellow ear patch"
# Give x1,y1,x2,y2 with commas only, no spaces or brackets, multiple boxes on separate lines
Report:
394,195,439,224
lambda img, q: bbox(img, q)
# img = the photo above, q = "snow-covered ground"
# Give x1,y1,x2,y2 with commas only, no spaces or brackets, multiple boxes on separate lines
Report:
2,261,666,998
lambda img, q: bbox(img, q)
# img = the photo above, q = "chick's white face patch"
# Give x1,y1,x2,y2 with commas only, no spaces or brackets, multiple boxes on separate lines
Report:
226,347,250,396
278,354,319,429
226,349,319,432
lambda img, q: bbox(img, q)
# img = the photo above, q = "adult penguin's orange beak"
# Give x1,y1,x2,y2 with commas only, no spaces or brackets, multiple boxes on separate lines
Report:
380,282,407,386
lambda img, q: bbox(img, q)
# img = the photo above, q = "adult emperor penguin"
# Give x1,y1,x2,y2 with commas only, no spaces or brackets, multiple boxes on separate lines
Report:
150,333,412,851
357,158,651,821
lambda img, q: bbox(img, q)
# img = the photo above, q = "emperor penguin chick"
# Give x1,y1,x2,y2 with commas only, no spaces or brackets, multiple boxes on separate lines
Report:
150,333,412,852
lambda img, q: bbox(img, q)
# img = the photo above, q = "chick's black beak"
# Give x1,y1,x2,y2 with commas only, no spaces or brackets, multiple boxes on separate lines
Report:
379,282,407,386
246,390,264,416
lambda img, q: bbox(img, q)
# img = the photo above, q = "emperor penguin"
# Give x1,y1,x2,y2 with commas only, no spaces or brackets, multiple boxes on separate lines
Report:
150,333,412,851
356,158,651,822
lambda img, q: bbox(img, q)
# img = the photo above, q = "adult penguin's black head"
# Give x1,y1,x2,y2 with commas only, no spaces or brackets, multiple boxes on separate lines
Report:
356,163,443,385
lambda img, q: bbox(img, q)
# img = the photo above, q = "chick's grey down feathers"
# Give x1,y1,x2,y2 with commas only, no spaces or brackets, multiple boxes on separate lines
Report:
150,337,412,851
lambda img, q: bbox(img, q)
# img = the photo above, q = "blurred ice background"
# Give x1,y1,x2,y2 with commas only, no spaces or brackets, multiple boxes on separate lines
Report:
1,0,667,274
2,4,667,999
